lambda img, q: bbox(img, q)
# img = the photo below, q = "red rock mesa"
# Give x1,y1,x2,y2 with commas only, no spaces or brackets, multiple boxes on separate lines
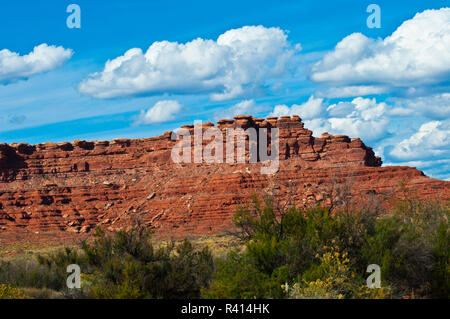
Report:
0,115,448,240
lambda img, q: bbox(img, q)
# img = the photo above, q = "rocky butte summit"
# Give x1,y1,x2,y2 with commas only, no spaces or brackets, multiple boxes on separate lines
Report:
0,115,449,241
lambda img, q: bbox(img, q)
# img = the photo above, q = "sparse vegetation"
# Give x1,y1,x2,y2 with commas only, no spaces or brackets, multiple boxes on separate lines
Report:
0,284,30,299
204,195,449,299
0,195,448,299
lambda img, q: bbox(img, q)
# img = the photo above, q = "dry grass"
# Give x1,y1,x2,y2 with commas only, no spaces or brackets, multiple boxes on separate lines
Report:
1,230,241,261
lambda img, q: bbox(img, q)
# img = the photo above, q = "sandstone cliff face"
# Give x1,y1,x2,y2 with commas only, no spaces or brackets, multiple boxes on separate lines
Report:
0,115,448,239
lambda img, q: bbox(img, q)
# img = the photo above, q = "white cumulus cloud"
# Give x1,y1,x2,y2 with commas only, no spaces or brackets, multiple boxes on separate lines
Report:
398,93,450,120
270,96,324,119
390,120,450,160
269,96,391,141
79,26,296,100
318,85,388,98
0,44,73,84
135,100,182,125
214,99,260,120
325,97,390,141
311,8,450,87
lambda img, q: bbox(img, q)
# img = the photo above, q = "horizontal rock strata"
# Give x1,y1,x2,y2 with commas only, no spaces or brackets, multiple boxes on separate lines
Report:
0,115,448,239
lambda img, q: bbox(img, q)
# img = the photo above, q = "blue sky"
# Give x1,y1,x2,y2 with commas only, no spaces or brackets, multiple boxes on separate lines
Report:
0,0,449,180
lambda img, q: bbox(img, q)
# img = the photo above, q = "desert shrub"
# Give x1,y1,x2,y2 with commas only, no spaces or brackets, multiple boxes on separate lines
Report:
44,224,216,298
432,221,450,297
202,250,279,299
0,284,30,299
360,199,449,297
1,223,214,299
205,200,342,298
0,257,67,291
205,195,449,298
289,246,391,299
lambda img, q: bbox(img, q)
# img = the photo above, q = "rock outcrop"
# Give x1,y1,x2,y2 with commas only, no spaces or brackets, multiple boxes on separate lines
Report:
0,115,448,240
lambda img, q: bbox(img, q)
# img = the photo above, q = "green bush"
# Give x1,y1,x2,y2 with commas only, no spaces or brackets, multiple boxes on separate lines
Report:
203,250,277,299
289,247,391,299
1,194,447,299
39,224,215,299
0,256,67,291
360,199,449,296
0,284,30,299
204,195,449,299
